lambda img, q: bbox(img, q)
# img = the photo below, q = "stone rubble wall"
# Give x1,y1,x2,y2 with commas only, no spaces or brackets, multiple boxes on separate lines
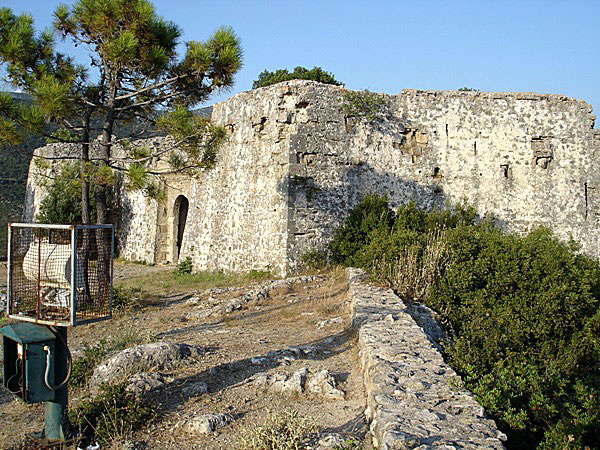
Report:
23,80,600,274
283,81,600,269
182,86,294,275
347,268,506,449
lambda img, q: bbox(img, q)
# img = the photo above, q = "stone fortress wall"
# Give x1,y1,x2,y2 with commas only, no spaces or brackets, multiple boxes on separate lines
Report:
24,80,600,275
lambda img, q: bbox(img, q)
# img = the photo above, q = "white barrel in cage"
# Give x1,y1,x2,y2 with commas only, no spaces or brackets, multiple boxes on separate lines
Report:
23,241,75,288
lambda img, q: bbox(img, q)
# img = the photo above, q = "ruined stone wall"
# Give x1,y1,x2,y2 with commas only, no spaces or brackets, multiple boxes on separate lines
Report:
23,80,600,274
282,81,600,269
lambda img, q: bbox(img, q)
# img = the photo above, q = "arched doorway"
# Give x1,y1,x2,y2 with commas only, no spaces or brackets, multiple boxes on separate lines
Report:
174,195,189,260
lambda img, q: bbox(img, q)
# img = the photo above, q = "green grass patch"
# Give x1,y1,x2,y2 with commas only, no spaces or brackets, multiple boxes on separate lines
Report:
116,269,275,296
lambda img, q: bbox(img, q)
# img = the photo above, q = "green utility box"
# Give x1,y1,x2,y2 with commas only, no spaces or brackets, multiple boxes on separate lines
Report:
1,322,56,403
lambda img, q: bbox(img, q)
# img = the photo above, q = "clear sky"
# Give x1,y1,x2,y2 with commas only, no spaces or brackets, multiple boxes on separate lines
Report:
2,0,599,123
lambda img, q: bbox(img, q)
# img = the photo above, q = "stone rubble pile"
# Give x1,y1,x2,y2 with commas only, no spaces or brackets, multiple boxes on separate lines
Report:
347,268,506,449
254,367,345,400
186,275,324,319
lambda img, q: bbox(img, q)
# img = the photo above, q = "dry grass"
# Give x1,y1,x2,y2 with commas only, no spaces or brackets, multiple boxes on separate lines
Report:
237,409,317,450
376,228,450,302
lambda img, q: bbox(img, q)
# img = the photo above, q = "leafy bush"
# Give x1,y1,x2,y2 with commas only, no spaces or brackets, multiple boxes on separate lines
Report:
175,256,193,276
301,249,328,271
238,409,317,450
331,195,600,448
329,194,395,267
430,226,600,448
341,90,387,122
252,66,342,89
70,383,156,446
36,162,92,224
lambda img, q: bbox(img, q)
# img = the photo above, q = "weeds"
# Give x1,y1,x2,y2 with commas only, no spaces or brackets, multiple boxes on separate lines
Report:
70,383,156,447
70,331,140,388
334,439,360,449
112,286,145,311
175,256,193,276
301,249,328,271
238,409,317,450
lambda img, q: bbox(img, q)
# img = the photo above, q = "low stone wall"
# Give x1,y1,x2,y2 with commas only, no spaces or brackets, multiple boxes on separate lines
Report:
347,268,506,449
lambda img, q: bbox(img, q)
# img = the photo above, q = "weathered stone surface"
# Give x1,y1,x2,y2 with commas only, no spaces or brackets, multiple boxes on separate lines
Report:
316,433,348,449
183,413,233,434
254,367,345,401
89,342,204,391
186,275,323,319
255,367,308,396
125,372,166,397
24,81,600,275
316,317,344,329
181,381,209,397
306,370,345,400
347,268,506,449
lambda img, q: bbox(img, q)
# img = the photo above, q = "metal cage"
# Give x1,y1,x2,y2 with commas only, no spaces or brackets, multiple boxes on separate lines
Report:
7,224,113,327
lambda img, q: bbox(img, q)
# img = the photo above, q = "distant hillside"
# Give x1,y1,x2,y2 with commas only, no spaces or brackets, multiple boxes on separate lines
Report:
0,93,45,259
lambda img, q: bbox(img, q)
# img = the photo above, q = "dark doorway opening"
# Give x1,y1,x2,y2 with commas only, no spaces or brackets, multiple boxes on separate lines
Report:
174,195,189,260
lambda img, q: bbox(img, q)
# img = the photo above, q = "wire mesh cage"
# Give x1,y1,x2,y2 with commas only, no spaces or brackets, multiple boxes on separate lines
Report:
7,224,113,327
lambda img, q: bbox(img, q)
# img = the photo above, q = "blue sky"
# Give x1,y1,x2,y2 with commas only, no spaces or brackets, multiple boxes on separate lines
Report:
2,0,599,123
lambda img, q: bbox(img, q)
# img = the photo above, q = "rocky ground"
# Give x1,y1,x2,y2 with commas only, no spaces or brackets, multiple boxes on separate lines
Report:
0,262,371,449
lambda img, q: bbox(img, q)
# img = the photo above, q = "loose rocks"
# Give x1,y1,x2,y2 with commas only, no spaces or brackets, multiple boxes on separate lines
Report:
254,367,345,400
183,413,233,434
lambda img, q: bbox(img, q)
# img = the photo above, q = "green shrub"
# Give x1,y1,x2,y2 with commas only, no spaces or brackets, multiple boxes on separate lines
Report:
341,90,387,122
329,194,395,267
36,163,92,224
70,383,156,446
252,66,342,89
301,249,328,271
175,256,193,276
430,226,600,448
330,196,600,448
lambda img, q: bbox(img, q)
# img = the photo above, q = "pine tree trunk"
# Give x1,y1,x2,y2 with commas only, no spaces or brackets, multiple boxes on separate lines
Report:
95,77,117,308
80,111,93,302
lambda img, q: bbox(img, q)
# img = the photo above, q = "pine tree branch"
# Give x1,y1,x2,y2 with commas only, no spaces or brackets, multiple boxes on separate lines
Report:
114,74,188,102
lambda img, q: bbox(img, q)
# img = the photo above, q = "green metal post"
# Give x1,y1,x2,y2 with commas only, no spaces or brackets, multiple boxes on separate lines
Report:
42,326,74,443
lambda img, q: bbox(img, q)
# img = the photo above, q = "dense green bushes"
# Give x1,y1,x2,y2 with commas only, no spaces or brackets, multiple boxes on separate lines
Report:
252,66,342,89
330,195,600,449
36,163,90,224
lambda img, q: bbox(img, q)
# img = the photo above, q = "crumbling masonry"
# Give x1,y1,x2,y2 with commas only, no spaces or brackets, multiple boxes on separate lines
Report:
24,80,600,276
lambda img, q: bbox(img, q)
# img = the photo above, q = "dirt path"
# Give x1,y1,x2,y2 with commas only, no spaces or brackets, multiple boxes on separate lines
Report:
0,264,371,449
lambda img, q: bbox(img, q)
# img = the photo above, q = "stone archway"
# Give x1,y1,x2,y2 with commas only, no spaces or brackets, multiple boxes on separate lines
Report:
173,195,189,260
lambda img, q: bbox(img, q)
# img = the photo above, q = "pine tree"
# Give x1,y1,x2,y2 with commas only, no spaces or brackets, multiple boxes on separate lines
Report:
0,0,243,224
